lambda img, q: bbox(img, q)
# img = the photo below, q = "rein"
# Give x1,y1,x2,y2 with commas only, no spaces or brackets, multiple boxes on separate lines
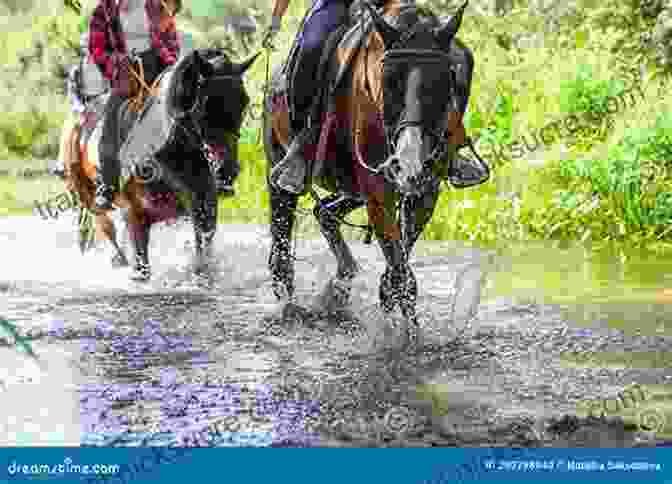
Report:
126,57,161,112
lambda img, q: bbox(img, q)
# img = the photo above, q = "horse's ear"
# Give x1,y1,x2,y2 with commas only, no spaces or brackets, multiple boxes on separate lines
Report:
232,52,261,76
434,0,468,46
362,2,399,48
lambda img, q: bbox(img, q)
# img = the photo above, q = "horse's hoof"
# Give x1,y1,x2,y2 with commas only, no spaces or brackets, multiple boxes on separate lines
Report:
130,266,151,282
284,301,310,321
313,278,352,315
111,253,129,268
264,300,310,324
402,317,424,353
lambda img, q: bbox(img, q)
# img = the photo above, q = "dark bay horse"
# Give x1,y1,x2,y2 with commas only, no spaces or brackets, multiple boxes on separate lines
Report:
62,49,258,281
265,0,474,346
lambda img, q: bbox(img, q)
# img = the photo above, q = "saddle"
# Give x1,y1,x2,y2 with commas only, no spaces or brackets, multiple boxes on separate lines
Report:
117,67,179,186
272,1,489,190
279,0,376,127
65,58,178,188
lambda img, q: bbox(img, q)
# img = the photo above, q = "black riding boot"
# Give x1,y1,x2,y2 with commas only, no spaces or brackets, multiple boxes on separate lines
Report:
270,46,324,195
96,94,126,211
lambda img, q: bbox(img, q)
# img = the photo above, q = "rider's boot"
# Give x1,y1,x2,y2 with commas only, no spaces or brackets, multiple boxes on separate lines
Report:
270,45,324,195
95,95,126,212
270,127,315,195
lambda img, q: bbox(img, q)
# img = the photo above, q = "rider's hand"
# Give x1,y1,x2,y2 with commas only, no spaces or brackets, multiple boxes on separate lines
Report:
262,15,282,49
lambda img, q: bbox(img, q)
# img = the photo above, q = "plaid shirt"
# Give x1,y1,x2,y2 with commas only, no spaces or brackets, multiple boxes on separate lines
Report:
88,0,179,89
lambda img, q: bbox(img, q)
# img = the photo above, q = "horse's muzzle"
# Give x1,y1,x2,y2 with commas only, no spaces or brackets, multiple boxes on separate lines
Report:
381,126,429,195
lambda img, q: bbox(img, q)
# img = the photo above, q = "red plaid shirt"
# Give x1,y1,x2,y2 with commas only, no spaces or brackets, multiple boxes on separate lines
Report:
88,0,179,89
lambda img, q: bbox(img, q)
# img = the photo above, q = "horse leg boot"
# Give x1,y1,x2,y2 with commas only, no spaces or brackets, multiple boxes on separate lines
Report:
96,94,126,212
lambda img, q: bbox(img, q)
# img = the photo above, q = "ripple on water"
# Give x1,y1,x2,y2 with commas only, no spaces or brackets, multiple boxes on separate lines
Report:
4,216,672,446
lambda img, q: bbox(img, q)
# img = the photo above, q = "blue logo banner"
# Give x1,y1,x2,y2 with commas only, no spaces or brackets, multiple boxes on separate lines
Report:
0,449,668,483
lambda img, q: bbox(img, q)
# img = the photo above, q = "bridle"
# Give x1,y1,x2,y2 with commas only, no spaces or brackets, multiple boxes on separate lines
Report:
170,67,244,175
358,14,457,188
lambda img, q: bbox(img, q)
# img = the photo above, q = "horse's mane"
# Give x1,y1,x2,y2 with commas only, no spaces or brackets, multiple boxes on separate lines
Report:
162,48,226,117
382,2,440,30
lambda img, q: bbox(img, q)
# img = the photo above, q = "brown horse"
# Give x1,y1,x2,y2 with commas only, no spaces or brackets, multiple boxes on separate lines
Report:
59,49,258,281
265,0,474,347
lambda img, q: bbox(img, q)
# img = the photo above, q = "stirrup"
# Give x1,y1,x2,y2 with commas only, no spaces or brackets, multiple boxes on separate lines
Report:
448,137,491,189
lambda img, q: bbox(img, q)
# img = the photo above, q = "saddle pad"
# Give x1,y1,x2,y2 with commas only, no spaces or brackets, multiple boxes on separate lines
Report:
79,94,109,147
85,122,103,169
117,69,178,175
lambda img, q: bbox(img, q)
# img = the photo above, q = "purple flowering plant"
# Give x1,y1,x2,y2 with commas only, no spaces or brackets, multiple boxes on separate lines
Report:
77,319,321,446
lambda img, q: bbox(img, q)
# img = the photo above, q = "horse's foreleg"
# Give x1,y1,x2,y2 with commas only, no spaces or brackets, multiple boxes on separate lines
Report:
191,181,218,268
369,194,419,347
127,217,151,281
402,179,440,255
269,186,298,301
126,187,151,281
313,193,365,313
315,193,364,280
95,212,129,267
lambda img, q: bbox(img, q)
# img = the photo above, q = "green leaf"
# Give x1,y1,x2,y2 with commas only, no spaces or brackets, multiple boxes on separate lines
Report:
0,317,39,361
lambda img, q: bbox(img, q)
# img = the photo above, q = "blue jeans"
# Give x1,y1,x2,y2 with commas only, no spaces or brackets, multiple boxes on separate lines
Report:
292,0,348,130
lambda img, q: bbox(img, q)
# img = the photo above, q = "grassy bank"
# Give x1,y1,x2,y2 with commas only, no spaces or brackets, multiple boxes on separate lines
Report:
1,0,672,250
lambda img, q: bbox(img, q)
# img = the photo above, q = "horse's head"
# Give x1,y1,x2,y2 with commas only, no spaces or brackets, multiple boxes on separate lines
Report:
166,49,259,183
366,0,468,195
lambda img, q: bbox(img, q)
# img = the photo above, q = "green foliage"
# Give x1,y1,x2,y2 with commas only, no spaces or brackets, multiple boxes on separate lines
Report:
473,90,513,165
559,64,628,120
542,110,672,241
2,0,672,252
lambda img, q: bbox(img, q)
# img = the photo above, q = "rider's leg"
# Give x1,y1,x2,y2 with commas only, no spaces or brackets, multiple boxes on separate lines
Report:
271,1,348,195
95,93,127,211
95,52,165,211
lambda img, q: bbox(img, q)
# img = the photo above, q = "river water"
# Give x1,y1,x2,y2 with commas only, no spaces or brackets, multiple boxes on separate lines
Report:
1,212,671,448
